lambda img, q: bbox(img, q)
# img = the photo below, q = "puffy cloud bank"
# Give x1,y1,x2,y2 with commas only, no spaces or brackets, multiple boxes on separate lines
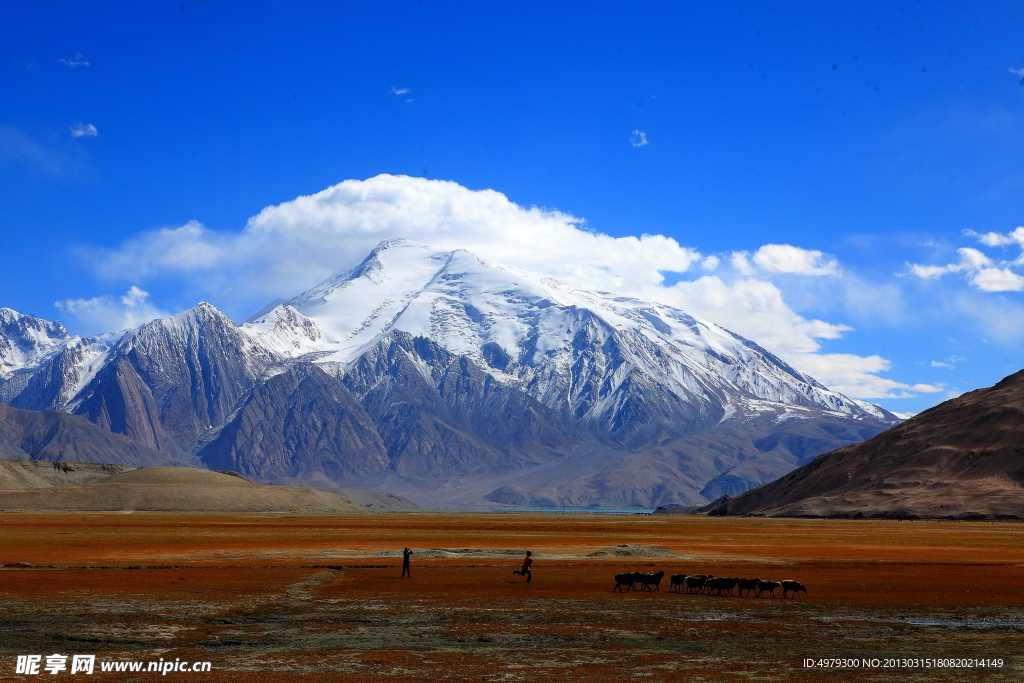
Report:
79,174,924,399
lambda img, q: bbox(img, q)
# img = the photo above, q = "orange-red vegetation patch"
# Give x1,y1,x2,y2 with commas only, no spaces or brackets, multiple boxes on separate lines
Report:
1,512,1022,682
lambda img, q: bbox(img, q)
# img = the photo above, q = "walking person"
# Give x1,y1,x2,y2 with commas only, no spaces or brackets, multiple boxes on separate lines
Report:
402,547,413,578
512,551,533,582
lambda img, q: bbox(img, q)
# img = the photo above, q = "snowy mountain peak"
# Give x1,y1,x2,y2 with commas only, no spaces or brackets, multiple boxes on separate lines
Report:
241,305,323,357
246,239,896,425
0,308,74,378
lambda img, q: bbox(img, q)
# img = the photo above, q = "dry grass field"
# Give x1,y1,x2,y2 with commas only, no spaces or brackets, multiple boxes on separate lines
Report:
1,512,1022,682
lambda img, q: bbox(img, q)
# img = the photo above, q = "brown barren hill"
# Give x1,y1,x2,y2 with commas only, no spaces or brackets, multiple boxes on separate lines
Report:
0,465,367,513
0,458,136,489
709,369,1024,519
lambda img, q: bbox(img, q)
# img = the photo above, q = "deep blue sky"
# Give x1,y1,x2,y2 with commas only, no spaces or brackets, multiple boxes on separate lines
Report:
2,1,1024,413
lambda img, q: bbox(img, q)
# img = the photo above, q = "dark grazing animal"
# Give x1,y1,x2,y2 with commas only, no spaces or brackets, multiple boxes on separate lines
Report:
613,572,641,592
707,577,739,597
685,574,711,594
637,571,666,592
781,580,807,599
737,578,761,597
669,574,687,592
756,580,781,598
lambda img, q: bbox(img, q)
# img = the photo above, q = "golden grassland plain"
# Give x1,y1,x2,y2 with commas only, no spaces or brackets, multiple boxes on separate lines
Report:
1,512,1022,682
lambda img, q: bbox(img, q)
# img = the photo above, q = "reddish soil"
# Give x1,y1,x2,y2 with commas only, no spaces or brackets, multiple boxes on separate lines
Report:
1,513,1022,681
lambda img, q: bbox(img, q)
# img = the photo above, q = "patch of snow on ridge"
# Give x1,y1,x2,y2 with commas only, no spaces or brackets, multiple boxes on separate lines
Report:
851,398,904,425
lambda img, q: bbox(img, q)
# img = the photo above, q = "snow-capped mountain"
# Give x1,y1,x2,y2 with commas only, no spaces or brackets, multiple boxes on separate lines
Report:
244,240,894,438
0,240,902,508
0,309,113,412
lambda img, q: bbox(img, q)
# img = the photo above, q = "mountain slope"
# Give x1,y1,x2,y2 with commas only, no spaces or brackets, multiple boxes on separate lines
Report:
71,303,281,459
0,402,186,467
707,369,1024,519
197,364,389,484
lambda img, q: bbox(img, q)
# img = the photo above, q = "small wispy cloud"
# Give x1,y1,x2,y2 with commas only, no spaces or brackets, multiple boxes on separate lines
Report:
59,53,90,68
910,229,1024,292
731,244,840,277
0,124,76,176
55,286,168,334
391,87,410,95
1011,67,1024,85
965,226,1024,248
70,122,98,138
404,99,414,103
930,360,954,369
629,130,649,147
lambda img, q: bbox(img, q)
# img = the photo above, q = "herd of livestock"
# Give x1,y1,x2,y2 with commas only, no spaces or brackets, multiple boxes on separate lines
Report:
613,571,808,598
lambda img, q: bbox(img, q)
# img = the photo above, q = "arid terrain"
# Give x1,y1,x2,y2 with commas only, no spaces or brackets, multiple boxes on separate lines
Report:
709,370,1024,520
1,512,1022,682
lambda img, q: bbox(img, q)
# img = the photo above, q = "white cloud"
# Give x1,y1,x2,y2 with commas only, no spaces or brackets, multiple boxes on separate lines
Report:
730,251,753,275
70,123,98,138
391,87,410,95
629,130,648,147
90,220,223,279
967,227,1024,247
749,244,839,276
909,263,951,279
58,53,89,67
909,246,999,282
956,247,993,270
86,174,920,398
970,267,1024,292
911,230,1024,292
55,286,169,334
790,353,942,399
647,275,850,357
928,355,963,370
700,255,720,270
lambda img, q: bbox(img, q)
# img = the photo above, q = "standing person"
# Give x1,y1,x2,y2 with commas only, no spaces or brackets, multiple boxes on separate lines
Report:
402,547,413,578
512,551,533,582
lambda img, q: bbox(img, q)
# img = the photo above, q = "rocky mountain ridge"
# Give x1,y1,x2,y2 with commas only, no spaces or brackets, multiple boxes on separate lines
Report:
0,240,902,508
